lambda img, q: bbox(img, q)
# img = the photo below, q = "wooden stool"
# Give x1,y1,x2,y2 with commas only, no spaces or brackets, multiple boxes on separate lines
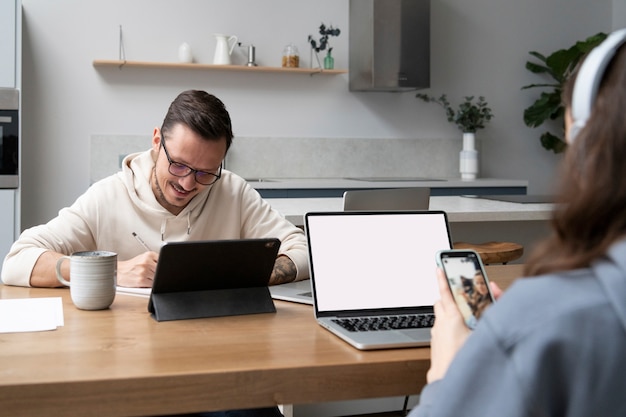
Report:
453,241,524,264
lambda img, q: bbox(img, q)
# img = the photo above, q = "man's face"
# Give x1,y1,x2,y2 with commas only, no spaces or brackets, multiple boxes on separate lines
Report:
151,123,227,215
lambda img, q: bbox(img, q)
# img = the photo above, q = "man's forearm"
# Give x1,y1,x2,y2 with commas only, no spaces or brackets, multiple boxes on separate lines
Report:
269,255,297,285
30,250,67,288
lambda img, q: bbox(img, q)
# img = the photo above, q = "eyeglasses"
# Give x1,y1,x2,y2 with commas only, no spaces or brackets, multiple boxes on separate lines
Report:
160,136,222,185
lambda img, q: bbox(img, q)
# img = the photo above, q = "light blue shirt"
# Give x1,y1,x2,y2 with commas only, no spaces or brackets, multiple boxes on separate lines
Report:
411,239,626,417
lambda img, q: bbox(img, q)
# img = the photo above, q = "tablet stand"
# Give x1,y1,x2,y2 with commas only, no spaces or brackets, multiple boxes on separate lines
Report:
149,286,276,322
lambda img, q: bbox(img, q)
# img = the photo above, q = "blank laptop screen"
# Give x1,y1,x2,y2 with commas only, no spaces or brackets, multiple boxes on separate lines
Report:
305,211,452,313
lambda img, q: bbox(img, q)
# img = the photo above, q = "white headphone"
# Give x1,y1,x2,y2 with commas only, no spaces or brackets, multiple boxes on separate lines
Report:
570,28,626,142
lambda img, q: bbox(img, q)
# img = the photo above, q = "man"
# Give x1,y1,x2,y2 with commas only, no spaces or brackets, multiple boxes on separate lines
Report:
2,90,308,290
2,90,304,416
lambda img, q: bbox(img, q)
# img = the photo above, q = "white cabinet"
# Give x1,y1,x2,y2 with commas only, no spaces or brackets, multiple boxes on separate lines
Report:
0,0,17,87
0,0,19,268
0,189,16,261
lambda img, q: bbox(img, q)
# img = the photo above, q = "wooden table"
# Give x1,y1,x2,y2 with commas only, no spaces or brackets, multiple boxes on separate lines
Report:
0,264,523,417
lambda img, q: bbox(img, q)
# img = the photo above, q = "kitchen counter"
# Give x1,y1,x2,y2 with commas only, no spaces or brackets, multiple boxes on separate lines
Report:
267,196,553,227
247,178,528,198
267,195,554,263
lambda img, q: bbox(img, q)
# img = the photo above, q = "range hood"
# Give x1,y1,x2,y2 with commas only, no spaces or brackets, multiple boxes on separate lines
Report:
349,0,430,92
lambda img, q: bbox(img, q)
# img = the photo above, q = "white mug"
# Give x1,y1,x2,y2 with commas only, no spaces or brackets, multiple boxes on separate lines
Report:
56,251,117,310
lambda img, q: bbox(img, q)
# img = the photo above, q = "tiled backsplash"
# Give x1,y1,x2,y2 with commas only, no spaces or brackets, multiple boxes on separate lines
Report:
227,137,464,179
90,135,467,183
90,135,149,184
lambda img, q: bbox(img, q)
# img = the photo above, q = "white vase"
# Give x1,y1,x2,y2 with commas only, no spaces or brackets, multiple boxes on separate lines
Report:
178,42,193,63
460,132,478,180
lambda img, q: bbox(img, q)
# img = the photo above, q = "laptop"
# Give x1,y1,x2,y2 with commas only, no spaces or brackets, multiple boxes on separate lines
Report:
305,211,452,350
269,279,313,305
342,187,430,211
270,188,432,306
148,238,280,321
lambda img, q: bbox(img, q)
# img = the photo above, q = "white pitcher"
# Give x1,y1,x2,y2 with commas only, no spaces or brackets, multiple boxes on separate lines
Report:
213,34,238,65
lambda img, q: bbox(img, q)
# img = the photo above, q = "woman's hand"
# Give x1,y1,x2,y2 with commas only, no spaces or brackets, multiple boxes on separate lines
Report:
427,268,472,383
490,281,503,300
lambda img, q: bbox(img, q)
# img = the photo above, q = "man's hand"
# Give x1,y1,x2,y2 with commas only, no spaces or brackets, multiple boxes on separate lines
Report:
116,251,159,288
269,255,297,285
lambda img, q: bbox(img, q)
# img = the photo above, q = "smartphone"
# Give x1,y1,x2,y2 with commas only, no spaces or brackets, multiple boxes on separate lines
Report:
436,249,496,329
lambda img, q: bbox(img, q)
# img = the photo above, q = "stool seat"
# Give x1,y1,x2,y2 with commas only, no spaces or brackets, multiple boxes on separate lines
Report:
453,241,524,264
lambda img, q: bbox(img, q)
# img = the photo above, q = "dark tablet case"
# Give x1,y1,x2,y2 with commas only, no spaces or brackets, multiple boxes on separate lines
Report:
148,238,280,322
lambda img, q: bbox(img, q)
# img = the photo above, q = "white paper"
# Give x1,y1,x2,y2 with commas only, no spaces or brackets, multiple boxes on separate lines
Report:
0,297,64,333
116,286,151,297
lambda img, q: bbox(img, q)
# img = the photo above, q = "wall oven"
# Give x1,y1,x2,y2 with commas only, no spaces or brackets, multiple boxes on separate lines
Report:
0,88,18,188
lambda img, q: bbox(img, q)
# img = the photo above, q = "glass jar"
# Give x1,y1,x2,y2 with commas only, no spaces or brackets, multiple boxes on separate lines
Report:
282,44,300,68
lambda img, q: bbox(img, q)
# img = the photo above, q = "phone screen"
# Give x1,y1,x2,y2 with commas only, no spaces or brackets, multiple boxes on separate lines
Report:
438,250,495,329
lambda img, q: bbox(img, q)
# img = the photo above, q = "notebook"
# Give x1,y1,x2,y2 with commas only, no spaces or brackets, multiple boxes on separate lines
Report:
342,187,431,211
147,238,280,321
305,211,452,350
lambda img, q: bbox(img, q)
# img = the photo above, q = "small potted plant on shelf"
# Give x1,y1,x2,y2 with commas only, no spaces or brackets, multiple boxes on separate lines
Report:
308,23,341,70
416,93,494,180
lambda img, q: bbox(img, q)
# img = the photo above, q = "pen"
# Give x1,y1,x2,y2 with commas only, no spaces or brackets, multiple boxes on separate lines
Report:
132,232,151,252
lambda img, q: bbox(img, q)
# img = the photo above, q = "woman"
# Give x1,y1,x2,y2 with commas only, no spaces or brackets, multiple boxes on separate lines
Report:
409,29,626,417
465,270,491,320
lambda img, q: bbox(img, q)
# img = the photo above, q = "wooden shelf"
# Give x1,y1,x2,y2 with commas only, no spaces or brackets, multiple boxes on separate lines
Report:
92,60,347,75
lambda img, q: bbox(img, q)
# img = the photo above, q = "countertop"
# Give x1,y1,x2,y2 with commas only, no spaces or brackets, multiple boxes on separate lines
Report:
267,196,554,227
247,177,528,190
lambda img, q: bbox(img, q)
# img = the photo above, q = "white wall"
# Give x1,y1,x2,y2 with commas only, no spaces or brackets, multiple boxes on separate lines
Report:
615,0,626,28
0,0,16,87
20,0,614,229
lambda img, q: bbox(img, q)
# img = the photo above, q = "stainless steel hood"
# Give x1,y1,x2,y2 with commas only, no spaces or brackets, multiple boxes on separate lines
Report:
349,0,430,92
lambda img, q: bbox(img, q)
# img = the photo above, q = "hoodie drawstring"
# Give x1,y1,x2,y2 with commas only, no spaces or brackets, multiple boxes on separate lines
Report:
159,213,191,241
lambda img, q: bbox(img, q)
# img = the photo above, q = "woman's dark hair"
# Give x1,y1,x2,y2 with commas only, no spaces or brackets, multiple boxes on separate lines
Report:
160,90,234,151
525,43,626,276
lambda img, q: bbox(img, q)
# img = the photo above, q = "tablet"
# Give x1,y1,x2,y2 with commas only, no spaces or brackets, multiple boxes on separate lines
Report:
148,238,280,321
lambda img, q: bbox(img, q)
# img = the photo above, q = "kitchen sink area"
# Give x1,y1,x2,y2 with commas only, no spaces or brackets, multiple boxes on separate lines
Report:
226,137,528,198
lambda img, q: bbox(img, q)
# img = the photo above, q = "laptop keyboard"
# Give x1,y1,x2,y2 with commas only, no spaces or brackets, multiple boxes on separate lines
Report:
332,314,435,332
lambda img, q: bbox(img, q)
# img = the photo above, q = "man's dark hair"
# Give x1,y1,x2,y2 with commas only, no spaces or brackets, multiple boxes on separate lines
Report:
161,90,234,151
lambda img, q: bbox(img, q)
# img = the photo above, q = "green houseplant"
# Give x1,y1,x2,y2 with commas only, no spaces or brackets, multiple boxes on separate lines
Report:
308,23,341,70
415,94,494,133
416,94,494,180
522,32,607,153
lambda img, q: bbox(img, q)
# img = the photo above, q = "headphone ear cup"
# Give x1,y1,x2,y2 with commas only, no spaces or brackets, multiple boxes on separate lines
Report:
570,29,626,143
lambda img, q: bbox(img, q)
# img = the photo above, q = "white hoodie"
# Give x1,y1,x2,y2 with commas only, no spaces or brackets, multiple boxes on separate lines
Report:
1,150,309,286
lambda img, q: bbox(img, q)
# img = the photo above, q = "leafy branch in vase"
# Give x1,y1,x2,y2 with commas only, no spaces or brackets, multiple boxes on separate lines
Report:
308,23,341,68
416,94,494,133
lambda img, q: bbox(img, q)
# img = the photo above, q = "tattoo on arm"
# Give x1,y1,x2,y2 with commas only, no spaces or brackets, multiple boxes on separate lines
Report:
270,255,297,285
